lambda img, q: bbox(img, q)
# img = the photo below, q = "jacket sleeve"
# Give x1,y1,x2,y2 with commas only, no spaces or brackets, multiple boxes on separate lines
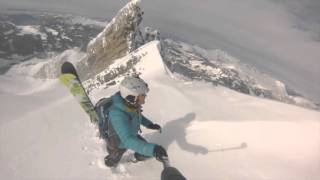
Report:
141,115,153,127
109,110,156,157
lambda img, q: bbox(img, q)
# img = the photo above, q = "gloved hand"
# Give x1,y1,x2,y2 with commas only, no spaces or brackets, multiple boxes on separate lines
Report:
148,123,161,132
153,145,168,162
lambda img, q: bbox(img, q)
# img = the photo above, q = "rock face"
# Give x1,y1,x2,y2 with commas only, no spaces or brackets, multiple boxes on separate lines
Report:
82,0,144,80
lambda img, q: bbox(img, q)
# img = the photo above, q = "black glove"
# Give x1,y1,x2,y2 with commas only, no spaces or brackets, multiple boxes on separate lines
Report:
153,145,168,161
148,123,161,131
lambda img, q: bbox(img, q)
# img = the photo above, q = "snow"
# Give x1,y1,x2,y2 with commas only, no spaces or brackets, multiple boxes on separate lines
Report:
0,41,319,180
69,16,108,27
17,25,48,40
4,48,86,79
17,25,39,34
61,33,72,41
45,27,59,36
4,29,15,36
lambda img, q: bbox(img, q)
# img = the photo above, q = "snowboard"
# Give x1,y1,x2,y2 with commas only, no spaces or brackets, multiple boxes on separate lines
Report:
59,61,98,124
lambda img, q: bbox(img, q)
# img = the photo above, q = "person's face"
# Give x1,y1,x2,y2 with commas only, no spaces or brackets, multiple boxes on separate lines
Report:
136,94,146,105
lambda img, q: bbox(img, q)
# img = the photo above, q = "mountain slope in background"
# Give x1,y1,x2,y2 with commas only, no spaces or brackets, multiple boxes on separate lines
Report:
0,11,106,74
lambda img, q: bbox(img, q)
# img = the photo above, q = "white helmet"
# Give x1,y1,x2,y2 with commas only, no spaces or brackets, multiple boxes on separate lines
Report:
119,76,149,103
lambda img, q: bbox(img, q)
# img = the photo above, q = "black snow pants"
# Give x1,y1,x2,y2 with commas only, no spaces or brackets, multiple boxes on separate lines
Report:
104,134,151,167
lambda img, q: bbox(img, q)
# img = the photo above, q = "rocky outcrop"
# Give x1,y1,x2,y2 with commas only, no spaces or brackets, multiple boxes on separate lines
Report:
0,21,42,60
81,0,144,80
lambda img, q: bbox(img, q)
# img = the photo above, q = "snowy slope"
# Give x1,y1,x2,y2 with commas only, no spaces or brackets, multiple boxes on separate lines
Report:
0,41,319,180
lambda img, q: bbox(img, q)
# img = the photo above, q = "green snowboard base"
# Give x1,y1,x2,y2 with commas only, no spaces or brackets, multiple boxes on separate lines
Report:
59,62,98,124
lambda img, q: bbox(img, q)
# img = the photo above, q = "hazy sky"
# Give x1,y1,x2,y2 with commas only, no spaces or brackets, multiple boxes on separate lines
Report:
1,0,319,101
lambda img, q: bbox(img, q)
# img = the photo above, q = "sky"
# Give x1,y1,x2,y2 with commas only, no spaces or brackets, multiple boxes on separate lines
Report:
0,0,319,102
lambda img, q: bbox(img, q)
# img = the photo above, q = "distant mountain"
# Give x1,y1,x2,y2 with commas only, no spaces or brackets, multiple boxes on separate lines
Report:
0,12,105,73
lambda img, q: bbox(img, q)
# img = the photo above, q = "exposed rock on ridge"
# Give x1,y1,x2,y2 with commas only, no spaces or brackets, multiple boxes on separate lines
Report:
80,0,143,80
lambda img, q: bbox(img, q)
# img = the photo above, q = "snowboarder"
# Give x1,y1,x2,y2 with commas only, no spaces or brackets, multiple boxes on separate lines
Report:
103,76,168,167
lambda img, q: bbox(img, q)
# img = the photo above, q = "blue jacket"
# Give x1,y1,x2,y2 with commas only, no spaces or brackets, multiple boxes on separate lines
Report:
108,92,156,157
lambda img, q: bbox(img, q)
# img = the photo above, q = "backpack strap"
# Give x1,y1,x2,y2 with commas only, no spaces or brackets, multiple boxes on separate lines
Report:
95,98,113,138
95,97,135,139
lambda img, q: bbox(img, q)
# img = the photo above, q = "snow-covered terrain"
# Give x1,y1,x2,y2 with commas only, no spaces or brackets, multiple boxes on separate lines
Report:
1,0,320,179
1,41,319,180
